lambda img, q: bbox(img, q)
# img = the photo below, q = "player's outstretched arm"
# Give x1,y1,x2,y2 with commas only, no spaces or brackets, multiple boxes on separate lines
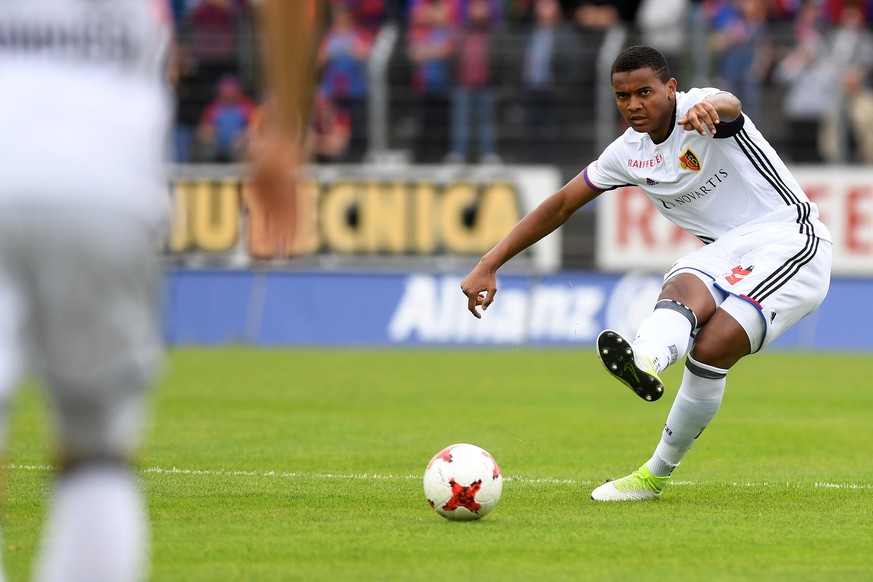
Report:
460,172,600,318
677,92,742,136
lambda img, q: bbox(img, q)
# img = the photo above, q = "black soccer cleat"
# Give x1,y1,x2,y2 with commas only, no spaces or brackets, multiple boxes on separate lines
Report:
596,330,664,402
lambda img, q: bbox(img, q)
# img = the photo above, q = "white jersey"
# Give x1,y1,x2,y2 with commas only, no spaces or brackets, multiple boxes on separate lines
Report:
584,88,832,245
0,0,173,221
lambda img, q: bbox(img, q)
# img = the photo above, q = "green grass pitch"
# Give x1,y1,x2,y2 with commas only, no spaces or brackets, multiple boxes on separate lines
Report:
4,349,872,580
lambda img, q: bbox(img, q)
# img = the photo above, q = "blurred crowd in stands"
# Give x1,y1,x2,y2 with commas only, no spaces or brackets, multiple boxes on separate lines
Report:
168,0,873,168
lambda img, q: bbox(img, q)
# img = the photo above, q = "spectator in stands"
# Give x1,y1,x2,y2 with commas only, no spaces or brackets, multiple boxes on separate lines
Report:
408,0,463,27
821,0,873,25
169,44,204,163
636,0,688,78
504,0,536,25
687,0,710,86
709,0,773,122
197,75,256,162
572,0,640,29
169,0,190,27
820,1,873,163
770,0,805,21
342,0,388,40
319,2,373,162
843,66,873,163
446,0,503,164
308,91,354,163
187,0,241,92
774,0,834,163
408,0,456,163
522,0,582,163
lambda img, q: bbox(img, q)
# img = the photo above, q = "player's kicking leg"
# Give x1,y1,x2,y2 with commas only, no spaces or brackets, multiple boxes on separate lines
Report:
596,330,664,402
591,351,729,501
593,279,713,501
592,307,746,502
596,297,701,402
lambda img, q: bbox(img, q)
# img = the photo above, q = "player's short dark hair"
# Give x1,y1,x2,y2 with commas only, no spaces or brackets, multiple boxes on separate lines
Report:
611,45,670,83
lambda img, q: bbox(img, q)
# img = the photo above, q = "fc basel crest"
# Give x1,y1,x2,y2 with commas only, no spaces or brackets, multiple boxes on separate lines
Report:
679,147,701,172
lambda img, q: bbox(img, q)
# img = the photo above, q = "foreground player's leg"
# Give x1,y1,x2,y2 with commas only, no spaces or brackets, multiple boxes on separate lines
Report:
31,216,160,581
35,387,150,582
35,460,147,582
0,278,24,582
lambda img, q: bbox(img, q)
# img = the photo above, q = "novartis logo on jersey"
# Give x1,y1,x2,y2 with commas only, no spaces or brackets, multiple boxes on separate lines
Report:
659,169,729,210
627,153,663,169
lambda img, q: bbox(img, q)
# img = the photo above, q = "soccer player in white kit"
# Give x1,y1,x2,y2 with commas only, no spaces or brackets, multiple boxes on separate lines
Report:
0,1,313,579
0,2,172,580
460,46,832,501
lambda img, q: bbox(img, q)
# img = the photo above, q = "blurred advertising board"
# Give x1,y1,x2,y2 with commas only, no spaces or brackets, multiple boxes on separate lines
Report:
164,269,871,349
596,167,873,276
167,164,563,272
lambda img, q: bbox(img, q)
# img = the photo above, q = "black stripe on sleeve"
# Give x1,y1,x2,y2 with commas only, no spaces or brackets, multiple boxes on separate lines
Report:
713,114,744,139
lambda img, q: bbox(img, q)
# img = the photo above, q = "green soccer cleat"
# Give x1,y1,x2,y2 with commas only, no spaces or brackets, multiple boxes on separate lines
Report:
596,329,664,402
590,464,670,501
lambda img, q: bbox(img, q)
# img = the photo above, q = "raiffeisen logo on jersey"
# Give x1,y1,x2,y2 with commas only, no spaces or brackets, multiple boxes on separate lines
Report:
679,147,701,172
627,153,663,169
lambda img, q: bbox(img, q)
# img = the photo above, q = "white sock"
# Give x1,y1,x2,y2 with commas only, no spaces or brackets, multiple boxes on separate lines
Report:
647,355,728,477
633,301,695,374
35,464,147,582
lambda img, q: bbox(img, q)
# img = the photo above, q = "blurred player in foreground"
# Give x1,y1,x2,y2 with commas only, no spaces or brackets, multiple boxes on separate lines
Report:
0,1,317,580
460,46,832,501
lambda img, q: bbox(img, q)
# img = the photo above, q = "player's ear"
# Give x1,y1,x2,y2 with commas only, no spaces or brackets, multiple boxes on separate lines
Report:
667,78,677,99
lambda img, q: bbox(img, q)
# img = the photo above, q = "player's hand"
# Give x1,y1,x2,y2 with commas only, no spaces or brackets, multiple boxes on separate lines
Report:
248,129,298,256
460,263,497,319
677,101,720,136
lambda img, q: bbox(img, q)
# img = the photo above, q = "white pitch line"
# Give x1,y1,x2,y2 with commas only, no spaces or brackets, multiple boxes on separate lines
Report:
4,464,872,490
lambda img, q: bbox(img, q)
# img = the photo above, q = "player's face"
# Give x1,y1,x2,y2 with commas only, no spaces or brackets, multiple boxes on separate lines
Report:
612,68,677,142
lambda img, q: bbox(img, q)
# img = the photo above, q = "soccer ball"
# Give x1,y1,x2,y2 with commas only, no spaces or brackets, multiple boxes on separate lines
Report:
423,443,503,521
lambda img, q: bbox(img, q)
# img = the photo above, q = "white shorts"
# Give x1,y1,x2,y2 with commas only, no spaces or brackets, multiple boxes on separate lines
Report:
0,206,163,457
665,222,832,353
